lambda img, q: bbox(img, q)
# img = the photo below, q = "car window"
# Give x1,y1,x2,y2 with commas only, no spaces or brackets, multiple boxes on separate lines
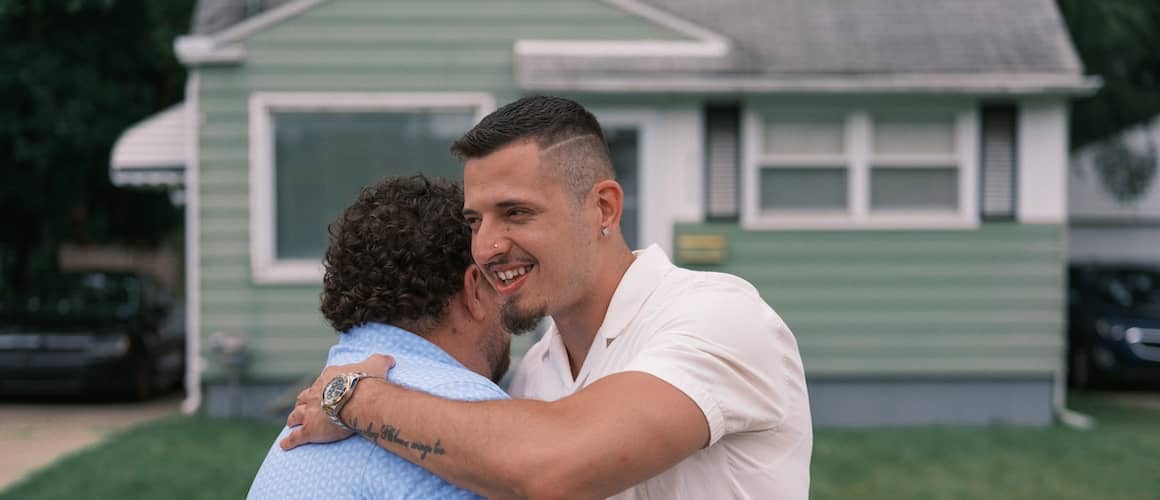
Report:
1091,269,1160,311
20,272,142,319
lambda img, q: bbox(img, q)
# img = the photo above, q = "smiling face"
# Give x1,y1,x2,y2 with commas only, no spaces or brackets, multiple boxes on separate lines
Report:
462,141,601,332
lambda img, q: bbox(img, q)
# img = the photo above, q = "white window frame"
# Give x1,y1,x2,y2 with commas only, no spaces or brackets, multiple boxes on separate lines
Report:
742,105,979,230
248,92,495,284
589,108,661,251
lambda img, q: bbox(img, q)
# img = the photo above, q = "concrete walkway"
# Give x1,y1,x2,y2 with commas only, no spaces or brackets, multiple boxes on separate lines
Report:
1103,390,1160,411
0,395,181,492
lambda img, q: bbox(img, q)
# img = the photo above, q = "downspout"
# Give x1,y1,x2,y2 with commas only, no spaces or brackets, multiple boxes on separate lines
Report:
1054,365,1094,429
181,71,203,415
1053,145,1093,430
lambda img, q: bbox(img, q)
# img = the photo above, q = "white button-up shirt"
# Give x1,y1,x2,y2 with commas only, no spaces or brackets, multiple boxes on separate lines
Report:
510,245,812,500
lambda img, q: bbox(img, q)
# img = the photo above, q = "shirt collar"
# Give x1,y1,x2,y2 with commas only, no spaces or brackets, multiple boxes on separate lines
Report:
536,245,675,364
336,322,464,369
596,244,675,341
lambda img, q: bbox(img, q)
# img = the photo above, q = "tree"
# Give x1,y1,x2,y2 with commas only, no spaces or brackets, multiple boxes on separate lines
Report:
0,0,194,292
1058,0,1160,149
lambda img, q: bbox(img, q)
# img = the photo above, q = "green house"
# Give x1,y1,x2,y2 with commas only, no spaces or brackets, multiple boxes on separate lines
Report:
112,0,1097,425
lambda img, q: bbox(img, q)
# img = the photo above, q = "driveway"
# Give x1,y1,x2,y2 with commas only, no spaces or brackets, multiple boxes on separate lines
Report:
0,395,181,492
1102,390,1160,411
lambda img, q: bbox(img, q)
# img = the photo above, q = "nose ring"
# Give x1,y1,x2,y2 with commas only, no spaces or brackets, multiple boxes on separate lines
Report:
493,242,499,249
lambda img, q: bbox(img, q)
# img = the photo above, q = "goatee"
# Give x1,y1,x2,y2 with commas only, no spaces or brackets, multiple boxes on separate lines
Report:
501,299,545,336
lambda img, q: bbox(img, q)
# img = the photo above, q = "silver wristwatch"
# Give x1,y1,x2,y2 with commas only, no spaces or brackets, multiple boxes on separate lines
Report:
320,371,369,432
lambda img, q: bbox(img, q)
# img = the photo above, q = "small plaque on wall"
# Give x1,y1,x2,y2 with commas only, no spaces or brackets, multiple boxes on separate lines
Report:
676,234,727,265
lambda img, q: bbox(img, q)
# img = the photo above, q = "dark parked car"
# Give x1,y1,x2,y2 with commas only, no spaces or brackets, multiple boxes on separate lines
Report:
1068,264,1160,388
0,271,184,399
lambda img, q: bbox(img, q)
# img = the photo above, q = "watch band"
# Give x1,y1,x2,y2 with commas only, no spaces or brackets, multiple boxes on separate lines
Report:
323,371,368,432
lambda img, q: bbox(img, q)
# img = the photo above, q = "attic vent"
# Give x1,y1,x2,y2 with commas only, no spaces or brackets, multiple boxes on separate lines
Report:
980,106,1017,220
705,105,740,220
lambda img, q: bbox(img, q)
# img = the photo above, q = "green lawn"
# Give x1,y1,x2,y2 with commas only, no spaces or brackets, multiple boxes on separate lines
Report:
0,416,281,500
810,393,1160,500
2,393,1158,499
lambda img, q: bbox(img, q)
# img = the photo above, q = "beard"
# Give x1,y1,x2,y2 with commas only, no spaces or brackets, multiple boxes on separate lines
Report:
489,348,511,384
501,298,546,337
483,332,512,384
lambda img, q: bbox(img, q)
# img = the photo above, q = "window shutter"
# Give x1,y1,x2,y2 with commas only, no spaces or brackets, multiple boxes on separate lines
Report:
980,106,1017,219
705,105,740,220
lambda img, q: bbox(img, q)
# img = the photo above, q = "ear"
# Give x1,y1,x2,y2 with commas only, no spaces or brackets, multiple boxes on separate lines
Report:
462,265,489,321
592,179,624,233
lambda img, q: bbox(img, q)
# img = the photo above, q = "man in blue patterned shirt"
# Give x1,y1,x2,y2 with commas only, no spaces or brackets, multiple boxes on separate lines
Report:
247,175,515,499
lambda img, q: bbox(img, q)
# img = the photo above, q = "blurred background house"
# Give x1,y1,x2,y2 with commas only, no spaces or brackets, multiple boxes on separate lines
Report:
1069,116,1160,263
107,0,1107,424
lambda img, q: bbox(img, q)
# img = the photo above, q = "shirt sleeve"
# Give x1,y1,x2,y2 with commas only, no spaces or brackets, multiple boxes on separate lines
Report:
615,289,808,446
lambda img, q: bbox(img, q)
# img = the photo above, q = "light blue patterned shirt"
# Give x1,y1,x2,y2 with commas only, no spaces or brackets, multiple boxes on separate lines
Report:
247,322,508,499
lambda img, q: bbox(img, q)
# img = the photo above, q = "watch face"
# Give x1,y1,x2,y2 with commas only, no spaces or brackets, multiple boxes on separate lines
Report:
323,377,348,403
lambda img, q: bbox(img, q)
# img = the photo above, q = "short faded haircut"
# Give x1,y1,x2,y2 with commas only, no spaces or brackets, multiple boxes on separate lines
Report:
450,95,615,202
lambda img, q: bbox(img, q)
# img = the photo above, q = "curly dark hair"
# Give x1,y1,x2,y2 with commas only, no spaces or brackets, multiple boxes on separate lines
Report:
320,175,472,335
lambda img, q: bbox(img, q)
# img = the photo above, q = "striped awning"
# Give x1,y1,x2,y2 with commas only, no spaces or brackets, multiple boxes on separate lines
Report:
110,103,187,187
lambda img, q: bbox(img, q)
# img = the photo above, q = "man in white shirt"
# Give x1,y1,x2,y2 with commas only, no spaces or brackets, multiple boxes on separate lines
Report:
282,96,813,499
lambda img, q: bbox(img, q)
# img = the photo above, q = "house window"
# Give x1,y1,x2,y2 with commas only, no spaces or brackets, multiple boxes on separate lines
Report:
868,112,960,212
755,113,848,213
249,92,494,284
743,107,978,230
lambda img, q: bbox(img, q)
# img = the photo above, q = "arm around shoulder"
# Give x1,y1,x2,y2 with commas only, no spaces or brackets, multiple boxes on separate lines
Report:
330,370,708,500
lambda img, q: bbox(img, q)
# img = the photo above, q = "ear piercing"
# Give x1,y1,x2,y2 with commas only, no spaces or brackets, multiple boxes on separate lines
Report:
601,227,610,237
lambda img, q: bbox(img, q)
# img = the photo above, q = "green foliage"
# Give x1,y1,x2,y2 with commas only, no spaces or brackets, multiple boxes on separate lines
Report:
0,0,194,290
1058,0,1160,149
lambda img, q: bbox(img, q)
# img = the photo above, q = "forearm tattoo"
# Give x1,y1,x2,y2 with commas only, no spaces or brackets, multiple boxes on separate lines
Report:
349,417,447,460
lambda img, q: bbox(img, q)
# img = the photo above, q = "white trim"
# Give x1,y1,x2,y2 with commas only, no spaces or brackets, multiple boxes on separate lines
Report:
181,72,202,415
602,0,730,47
1017,99,1068,224
758,154,847,167
248,92,496,285
870,154,958,167
514,0,730,59
248,92,495,111
215,0,326,43
174,0,326,65
590,108,660,251
174,36,246,65
591,106,703,252
521,74,1103,95
742,106,980,230
178,0,735,65
849,113,870,222
956,109,981,228
514,40,725,58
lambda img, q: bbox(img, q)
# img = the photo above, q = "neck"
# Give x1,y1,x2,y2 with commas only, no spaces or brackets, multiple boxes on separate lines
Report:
425,322,491,380
553,247,637,378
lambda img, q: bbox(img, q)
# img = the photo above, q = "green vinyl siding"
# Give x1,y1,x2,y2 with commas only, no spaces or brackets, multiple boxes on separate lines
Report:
672,223,1065,378
195,0,691,381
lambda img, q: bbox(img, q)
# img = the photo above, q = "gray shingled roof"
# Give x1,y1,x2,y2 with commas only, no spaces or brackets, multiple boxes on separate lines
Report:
191,0,295,35
517,0,1092,92
640,0,1082,74
189,0,1089,92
